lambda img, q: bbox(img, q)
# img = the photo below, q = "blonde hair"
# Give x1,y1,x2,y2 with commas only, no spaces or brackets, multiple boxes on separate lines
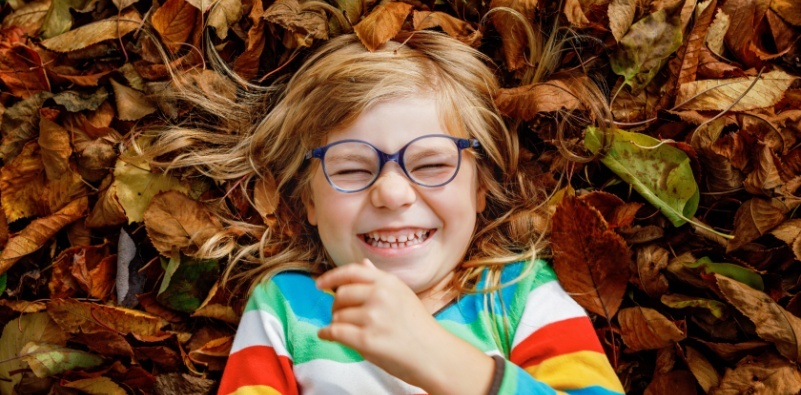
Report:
139,31,560,296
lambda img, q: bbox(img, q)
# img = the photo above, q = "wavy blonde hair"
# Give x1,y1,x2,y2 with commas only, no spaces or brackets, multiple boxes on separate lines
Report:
139,30,560,296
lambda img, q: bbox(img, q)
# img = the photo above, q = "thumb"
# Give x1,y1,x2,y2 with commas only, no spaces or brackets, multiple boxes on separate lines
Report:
361,258,376,268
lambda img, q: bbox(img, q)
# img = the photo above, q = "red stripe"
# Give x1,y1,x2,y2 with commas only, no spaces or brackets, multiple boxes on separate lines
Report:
219,345,298,395
510,316,604,368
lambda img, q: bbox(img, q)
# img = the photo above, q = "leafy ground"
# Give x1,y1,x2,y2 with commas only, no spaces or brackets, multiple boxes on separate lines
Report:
0,0,800,393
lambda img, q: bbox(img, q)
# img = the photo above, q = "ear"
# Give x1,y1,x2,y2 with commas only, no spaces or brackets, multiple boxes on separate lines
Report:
302,192,318,225
475,185,487,213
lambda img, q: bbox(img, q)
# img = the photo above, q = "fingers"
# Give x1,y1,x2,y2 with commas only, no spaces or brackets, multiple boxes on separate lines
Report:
332,284,372,310
316,259,380,290
318,322,363,349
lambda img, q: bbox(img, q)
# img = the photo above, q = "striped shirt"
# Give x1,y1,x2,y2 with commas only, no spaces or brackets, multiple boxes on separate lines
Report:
219,260,625,394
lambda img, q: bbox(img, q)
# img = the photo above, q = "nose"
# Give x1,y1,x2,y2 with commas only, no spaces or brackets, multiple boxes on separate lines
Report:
369,164,416,210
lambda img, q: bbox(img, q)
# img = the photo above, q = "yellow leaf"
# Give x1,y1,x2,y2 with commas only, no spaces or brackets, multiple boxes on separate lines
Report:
111,156,194,223
0,141,47,222
676,70,797,111
353,2,413,52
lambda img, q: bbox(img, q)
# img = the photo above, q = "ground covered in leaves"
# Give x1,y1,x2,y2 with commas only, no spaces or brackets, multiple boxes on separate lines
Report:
0,0,800,393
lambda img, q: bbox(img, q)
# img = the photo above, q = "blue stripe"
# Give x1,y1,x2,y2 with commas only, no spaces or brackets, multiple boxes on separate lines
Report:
272,272,333,327
565,386,625,395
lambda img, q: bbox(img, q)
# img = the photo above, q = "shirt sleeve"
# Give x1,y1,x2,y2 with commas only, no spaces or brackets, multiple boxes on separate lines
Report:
490,265,625,395
219,279,299,395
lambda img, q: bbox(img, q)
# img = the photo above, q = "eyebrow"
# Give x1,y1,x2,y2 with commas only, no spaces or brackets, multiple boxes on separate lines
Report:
404,148,451,163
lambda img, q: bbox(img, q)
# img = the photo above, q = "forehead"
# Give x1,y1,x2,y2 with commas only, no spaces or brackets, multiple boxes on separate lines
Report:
325,96,453,152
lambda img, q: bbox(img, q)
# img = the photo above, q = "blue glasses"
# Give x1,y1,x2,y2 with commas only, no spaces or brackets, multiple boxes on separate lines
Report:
304,134,480,193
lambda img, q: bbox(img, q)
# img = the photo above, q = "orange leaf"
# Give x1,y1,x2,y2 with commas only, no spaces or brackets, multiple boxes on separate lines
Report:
489,0,537,70
152,0,198,54
412,11,481,47
353,2,413,52
618,306,686,351
47,299,168,338
143,191,223,256
0,197,88,276
551,195,631,318
38,115,72,181
494,77,587,120
0,141,47,222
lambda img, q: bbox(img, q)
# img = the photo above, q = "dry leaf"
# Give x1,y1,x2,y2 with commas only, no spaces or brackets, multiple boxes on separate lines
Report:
685,345,721,392
207,0,242,39
676,70,797,112
110,79,156,121
0,197,88,275
618,306,686,351
40,9,142,52
412,11,481,47
2,0,51,36
253,173,279,219
705,8,729,56
743,143,783,195
728,198,785,252
674,0,717,87
771,218,801,261
489,0,537,70
152,0,198,54
710,352,801,394
716,274,801,362
38,116,72,181
495,76,589,120
0,141,48,222
608,0,636,42
264,0,328,40
551,196,631,318
771,0,801,26
644,370,698,395
143,191,223,256
635,244,669,297
47,299,168,338
353,2,413,52
86,176,127,228
720,0,770,67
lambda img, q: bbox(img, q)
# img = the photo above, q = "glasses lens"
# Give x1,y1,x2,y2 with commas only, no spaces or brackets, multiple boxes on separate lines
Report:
404,136,460,187
323,142,379,191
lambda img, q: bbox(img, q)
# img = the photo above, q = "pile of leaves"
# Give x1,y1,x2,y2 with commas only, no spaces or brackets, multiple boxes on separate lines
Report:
0,0,799,392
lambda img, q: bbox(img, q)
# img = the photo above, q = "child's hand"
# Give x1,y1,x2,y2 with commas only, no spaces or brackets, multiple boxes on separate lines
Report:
315,259,444,385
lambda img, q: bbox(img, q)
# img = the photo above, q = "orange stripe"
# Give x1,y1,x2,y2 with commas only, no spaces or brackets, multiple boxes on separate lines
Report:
227,385,283,395
511,316,604,368
219,346,298,395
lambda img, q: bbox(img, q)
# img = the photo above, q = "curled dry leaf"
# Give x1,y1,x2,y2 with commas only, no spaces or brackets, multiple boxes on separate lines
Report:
705,8,729,56
689,119,744,193
744,143,783,195
412,11,481,47
38,116,72,181
644,370,698,395
771,218,801,261
143,191,223,256
716,274,801,362
110,79,157,121
674,0,717,87
253,173,279,221
608,0,636,42
353,2,413,52
676,70,797,112
40,9,142,53
207,0,242,40
264,0,328,40
0,197,88,276
151,0,198,54
86,176,127,228
771,0,801,26
684,345,721,392
618,306,686,351
62,377,127,395
551,196,631,318
661,293,729,319
488,0,537,70
47,299,168,338
697,46,745,79
2,0,50,36
720,0,768,67
0,141,48,222
728,198,785,252
494,77,588,120
635,244,669,297
710,352,801,394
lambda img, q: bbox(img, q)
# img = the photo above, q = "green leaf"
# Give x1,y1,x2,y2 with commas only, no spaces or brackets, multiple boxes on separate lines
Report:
40,0,96,39
661,293,729,319
686,256,765,291
19,342,102,378
0,273,6,295
610,9,683,93
157,255,219,313
0,313,69,394
584,127,699,227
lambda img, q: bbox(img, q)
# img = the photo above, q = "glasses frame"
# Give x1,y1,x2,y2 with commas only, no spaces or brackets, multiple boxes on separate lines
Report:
304,134,480,193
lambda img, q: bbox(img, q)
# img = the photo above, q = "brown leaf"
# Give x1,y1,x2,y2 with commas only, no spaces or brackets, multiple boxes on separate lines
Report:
0,141,47,222
728,198,785,252
674,0,716,87
233,0,265,80
563,0,591,29
697,46,746,79
644,370,698,395
676,70,797,112
152,0,198,54
2,1,50,36
47,299,168,338
716,274,801,361
40,9,142,53
689,119,745,193
70,250,116,300
618,306,686,351
253,173,280,220
263,0,328,40
489,0,537,70
720,0,770,67
0,43,51,98
143,191,224,256
698,340,772,363
608,0,636,42
744,143,783,195
207,0,242,39
710,352,801,394
0,197,88,276
551,196,631,318
610,78,660,122
495,77,588,120
110,79,157,121
412,11,481,47
137,292,186,323
192,281,240,324
771,218,801,261
187,336,232,371
685,345,721,393
771,0,801,26
38,115,72,181
353,2,413,52
635,244,669,297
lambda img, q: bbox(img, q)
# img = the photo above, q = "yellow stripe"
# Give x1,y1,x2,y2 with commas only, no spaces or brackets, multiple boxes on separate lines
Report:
227,385,283,395
524,350,624,392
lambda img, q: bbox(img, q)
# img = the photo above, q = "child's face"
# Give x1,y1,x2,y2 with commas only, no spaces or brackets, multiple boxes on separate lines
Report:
304,95,486,295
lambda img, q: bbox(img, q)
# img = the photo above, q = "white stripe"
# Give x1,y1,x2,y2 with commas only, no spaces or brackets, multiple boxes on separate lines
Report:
295,359,424,394
229,309,290,358
512,281,588,348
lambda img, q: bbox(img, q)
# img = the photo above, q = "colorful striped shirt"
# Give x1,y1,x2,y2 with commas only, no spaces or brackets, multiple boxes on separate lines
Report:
219,260,625,394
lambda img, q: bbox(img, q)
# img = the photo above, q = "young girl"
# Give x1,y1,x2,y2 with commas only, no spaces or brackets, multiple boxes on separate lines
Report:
151,31,624,394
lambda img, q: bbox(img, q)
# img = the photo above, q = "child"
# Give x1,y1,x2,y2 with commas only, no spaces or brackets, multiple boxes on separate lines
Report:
153,31,624,394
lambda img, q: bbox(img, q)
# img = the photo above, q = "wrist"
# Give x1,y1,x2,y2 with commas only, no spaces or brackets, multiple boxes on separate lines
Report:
416,324,495,395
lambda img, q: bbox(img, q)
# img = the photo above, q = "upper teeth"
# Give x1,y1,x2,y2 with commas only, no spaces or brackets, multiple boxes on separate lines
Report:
367,230,426,242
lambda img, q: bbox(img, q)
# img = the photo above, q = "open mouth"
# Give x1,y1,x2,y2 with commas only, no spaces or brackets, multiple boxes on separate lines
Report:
361,230,433,249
